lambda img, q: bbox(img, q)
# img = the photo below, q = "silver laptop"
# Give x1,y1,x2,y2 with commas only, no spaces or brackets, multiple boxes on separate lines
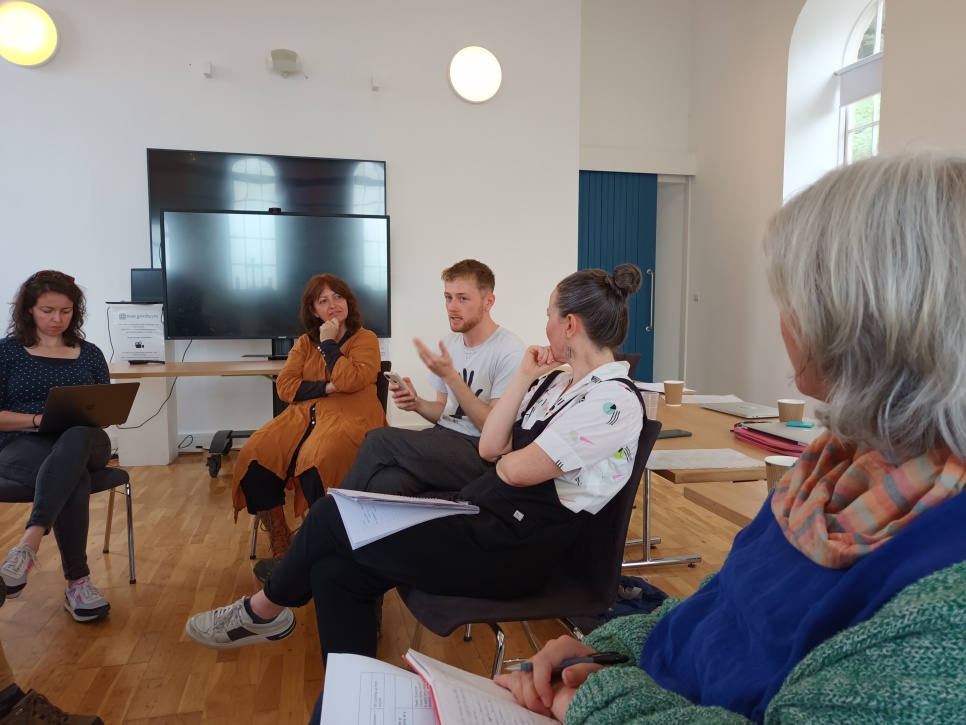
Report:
702,401,780,419
36,383,140,434
743,420,825,446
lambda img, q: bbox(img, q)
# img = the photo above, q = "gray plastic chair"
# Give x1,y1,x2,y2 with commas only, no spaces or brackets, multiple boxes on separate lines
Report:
0,466,136,584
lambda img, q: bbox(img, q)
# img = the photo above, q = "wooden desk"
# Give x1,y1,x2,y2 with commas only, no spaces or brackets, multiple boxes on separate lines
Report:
646,402,769,483
683,480,769,528
108,360,286,466
624,399,772,570
109,361,286,379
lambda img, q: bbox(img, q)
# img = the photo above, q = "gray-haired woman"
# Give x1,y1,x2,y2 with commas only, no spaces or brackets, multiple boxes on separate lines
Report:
497,152,966,723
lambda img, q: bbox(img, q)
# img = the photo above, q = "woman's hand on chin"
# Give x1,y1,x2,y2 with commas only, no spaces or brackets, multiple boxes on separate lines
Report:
519,345,559,380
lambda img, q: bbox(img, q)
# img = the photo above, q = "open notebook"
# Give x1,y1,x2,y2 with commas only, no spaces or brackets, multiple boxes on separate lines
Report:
321,650,559,724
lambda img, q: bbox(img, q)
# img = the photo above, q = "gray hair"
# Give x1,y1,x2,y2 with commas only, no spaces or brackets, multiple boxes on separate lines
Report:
555,263,642,350
763,151,966,458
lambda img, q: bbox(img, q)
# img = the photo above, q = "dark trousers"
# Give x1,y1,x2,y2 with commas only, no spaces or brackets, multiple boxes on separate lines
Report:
0,427,111,580
262,477,586,664
338,425,491,497
240,464,324,513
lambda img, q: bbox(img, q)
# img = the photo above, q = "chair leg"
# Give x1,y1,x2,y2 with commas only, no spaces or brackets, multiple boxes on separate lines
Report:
485,623,507,678
521,621,541,655
125,482,136,584
463,624,473,642
250,515,259,560
411,621,424,651
103,489,115,554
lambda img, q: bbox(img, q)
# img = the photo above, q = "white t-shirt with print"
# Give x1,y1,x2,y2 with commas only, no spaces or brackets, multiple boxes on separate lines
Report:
428,326,526,437
520,360,643,514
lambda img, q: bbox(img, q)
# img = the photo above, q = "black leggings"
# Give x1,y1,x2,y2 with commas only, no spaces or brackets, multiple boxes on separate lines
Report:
0,427,111,580
262,473,586,663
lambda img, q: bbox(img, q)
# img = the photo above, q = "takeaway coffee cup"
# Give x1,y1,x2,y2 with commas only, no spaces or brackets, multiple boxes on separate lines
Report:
663,380,685,406
777,398,806,422
642,391,659,420
764,455,798,492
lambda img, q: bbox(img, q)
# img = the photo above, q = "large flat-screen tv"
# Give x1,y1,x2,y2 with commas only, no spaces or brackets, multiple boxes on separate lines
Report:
161,211,390,341
147,149,387,267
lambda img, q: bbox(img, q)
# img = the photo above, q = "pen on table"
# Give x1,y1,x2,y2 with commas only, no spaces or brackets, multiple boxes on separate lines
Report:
504,651,630,673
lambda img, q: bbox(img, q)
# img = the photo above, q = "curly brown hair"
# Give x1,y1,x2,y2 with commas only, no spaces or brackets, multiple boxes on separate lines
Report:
299,274,362,342
8,270,87,348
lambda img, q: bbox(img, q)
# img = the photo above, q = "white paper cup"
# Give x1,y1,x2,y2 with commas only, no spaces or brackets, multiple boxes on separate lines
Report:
642,391,659,420
764,455,798,491
777,398,805,423
663,380,684,406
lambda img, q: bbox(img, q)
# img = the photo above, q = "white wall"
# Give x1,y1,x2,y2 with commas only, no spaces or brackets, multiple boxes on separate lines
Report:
684,0,806,404
879,0,966,154
0,0,581,441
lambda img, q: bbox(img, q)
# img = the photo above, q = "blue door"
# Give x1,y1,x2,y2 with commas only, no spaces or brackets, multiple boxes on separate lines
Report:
578,171,657,381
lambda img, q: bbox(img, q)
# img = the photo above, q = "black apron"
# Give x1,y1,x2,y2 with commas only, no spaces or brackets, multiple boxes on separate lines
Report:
457,371,642,561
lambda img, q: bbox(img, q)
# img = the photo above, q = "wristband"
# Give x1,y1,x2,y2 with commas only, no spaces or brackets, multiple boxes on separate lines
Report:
32,414,39,428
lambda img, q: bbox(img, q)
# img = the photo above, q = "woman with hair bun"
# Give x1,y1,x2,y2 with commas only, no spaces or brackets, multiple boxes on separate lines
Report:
497,152,966,724
186,265,647,662
0,270,113,622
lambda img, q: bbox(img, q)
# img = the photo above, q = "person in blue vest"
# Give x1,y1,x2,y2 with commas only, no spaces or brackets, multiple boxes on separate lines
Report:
496,151,966,723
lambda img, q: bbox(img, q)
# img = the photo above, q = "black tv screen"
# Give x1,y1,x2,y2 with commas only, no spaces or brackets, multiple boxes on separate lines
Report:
161,211,390,340
147,149,387,267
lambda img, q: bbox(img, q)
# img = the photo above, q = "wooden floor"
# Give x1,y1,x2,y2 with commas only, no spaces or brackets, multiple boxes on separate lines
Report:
0,453,742,724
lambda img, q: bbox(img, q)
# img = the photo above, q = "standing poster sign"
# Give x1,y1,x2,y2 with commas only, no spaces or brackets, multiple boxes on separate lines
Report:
107,304,166,361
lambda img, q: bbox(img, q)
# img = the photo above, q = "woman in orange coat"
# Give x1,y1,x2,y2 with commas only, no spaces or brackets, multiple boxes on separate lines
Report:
230,274,386,560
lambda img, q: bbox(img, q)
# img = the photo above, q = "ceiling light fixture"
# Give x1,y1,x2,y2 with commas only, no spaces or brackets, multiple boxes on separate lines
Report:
449,46,502,103
0,1,58,67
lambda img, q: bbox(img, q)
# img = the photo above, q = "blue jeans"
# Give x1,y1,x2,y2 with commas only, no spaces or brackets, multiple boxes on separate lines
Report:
0,427,111,581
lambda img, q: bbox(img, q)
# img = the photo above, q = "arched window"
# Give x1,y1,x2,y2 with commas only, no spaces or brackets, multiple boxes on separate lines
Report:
839,0,885,162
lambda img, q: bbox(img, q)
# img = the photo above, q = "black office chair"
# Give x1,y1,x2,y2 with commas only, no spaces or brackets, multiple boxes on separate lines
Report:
249,360,392,558
614,352,641,378
0,466,136,584
397,418,662,676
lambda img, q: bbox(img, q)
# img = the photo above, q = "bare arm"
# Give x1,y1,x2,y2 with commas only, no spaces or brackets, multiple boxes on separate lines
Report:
0,411,41,431
390,377,446,424
415,338,496,432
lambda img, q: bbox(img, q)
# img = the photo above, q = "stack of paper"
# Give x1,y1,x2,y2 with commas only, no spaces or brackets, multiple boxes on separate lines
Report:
646,448,765,470
329,489,479,549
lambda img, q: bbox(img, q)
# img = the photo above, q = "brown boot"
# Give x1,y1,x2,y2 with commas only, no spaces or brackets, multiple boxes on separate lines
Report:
256,506,292,558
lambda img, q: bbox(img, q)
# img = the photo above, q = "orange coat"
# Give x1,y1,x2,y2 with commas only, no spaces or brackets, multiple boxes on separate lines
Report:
231,328,387,519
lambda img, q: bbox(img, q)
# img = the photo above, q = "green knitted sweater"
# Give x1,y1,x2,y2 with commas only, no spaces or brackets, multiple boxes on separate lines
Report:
566,561,966,724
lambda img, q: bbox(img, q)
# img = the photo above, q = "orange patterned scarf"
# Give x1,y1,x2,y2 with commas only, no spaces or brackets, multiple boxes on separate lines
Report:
771,433,966,568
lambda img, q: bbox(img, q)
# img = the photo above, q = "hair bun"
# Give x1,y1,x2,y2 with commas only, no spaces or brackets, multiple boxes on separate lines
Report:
610,263,643,298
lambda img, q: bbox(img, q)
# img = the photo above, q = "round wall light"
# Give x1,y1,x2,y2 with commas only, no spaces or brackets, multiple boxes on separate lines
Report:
449,46,502,103
0,1,58,67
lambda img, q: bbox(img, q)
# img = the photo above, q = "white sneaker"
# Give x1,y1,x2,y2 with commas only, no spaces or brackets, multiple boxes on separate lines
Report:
0,544,39,598
185,597,295,649
64,577,111,622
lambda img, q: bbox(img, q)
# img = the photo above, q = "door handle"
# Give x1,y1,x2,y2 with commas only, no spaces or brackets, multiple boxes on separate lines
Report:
645,268,655,332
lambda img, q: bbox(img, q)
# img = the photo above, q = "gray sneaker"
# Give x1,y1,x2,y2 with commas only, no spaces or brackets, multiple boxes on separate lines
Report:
252,557,281,584
0,545,39,598
185,597,295,649
63,578,111,622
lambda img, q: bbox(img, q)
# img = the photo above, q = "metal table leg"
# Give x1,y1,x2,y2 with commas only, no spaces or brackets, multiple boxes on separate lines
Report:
622,470,701,569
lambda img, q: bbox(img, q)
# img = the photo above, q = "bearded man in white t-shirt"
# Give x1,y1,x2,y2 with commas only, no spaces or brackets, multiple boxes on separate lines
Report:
342,258,525,496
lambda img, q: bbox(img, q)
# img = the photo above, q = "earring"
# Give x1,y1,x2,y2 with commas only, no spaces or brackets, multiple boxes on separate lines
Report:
566,345,572,359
